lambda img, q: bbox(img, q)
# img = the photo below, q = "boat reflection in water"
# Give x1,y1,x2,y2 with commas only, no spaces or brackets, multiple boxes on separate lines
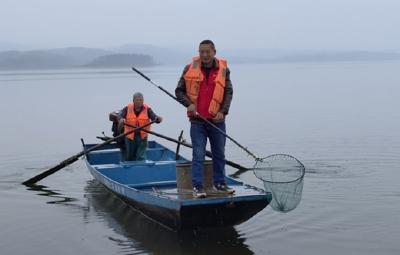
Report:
84,180,254,255
27,181,254,254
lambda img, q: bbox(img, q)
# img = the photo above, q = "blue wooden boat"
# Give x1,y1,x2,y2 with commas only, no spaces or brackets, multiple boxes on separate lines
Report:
83,140,270,230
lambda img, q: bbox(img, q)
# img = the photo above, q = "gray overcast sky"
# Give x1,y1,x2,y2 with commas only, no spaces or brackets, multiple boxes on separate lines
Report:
1,0,399,50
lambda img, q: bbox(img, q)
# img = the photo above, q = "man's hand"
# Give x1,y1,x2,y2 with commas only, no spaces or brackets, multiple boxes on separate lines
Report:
118,118,125,131
213,112,225,122
187,104,196,116
109,112,119,122
155,116,163,123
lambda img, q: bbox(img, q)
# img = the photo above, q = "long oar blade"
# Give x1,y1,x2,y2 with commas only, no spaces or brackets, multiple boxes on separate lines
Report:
22,154,81,186
22,121,155,186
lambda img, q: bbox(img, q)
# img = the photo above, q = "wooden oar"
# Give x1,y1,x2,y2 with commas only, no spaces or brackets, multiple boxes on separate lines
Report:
123,123,250,171
22,121,156,186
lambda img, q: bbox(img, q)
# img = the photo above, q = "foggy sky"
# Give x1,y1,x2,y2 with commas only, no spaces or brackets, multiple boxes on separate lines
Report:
1,0,399,51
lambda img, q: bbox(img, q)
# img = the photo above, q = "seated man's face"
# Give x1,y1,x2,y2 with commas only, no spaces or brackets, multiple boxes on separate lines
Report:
134,96,144,108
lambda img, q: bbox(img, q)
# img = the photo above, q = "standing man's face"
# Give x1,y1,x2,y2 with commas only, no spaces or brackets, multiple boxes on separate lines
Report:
199,44,216,65
133,96,144,108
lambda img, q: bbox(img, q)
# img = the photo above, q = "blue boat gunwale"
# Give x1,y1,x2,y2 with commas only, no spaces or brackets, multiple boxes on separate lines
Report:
86,159,268,207
84,140,269,206
86,160,182,210
83,140,271,229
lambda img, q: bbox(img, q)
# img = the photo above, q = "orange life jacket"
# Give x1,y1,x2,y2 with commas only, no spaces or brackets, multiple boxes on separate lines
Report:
124,103,151,140
183,56,227,116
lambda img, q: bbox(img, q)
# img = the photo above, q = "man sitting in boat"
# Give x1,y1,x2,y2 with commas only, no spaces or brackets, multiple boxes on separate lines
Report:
116,92,162,161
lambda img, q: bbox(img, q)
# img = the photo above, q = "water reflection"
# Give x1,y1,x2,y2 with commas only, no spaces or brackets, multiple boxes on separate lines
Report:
27,181,254,254
26,184,79,204
84,180,254,255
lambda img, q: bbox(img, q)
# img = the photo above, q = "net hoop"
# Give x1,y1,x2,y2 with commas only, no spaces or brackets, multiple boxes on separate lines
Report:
253,154,306,184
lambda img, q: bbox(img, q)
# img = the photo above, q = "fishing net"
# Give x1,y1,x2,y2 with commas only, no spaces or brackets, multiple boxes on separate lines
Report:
253,154,305,212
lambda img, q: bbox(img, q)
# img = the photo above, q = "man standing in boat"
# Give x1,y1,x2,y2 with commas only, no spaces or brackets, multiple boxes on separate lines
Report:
175,40,234,198
116,92,162,161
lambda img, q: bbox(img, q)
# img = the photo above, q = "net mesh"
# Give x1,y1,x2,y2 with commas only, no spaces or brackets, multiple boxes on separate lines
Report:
253,154,305,212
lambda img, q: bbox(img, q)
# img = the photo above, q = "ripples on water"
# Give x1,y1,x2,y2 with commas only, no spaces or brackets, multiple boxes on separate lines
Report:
1,62,400,254
0,154,255,255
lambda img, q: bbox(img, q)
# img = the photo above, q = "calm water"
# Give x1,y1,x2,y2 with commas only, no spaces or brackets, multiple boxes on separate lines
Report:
1,61,399,255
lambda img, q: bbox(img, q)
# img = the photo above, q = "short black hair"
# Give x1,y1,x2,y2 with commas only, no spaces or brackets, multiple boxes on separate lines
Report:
199,40,216,51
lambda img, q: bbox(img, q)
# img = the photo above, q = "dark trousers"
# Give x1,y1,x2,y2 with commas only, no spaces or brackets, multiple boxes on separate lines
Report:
190,121,226,188
124,136,147,161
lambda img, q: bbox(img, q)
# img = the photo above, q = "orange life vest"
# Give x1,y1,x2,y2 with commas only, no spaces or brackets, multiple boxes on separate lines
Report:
124,103,151,140
183,56,227,116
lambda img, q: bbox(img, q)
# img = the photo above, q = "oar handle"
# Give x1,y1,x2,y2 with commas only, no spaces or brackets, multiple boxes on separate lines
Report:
79,120,156,155
175,130,184,160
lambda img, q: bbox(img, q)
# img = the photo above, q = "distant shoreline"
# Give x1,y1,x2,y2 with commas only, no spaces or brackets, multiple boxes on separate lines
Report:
1,46,400,71
2,60,400,75
0,49,156,71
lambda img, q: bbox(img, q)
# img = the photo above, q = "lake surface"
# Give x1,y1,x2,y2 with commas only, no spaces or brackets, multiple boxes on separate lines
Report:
1,61,400,254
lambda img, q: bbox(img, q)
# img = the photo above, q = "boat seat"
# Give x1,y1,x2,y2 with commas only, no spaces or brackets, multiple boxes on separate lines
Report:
88,150,122,165
128,181,177,189
146,148,172,161
96,160,177,185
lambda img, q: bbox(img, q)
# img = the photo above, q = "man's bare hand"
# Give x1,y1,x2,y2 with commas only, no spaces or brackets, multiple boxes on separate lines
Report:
213,112,225,121
118,118,125,131
155,116,163,123
187,104,196,115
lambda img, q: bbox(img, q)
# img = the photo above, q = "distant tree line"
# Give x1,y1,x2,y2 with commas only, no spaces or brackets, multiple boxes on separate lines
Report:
0,48,155,70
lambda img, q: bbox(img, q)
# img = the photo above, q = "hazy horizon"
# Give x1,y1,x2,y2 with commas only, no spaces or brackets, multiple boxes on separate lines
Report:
1,0,400,52
2,2,400,254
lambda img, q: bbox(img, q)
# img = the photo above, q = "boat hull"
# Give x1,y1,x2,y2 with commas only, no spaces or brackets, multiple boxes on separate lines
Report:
84,141,270,230
119,190,268,230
